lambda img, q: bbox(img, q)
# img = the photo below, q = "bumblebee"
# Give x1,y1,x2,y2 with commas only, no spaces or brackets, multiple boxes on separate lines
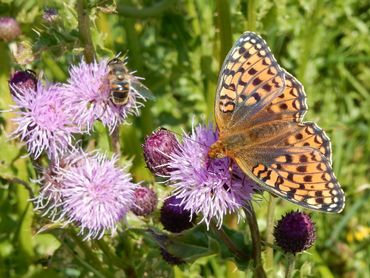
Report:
107,58,154,105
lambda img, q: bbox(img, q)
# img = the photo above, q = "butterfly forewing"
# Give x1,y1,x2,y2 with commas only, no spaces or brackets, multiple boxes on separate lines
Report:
249,70,308,127
215,32,286,131
214,31,345,213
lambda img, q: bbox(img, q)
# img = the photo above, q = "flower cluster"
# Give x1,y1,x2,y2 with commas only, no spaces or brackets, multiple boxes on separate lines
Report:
7,57,150,240
144,125,257,230
9,58,150,161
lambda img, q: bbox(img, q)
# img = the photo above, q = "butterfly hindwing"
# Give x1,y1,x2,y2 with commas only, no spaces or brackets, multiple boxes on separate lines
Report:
235,146,344,212
215,32,286,130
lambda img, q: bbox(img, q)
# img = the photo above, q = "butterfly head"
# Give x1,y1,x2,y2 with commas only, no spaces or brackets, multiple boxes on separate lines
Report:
208,140,227,159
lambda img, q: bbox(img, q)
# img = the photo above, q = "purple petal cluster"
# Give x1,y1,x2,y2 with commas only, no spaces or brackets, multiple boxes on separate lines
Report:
167,124,256,228
10,81,76,160
63,59,146,133
34,150,136,240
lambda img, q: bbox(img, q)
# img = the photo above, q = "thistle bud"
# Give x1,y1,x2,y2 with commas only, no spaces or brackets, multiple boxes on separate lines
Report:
0,17,21,42
43,8,58,23
274,211,316,254
160,196,195,233
143,128,179,176
8,70,37,98
131,186,158,216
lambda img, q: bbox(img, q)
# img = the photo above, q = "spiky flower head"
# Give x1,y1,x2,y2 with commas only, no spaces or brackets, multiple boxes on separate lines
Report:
274,211,316,254
63,59,147,133
8,70,37,99
167,124,256,228
60,151,136,240
160,248,185,265
10,81,76,160
143,128,180,176
160,195,195,233
42,7,58,23
0,17,21,41
131,186,158,216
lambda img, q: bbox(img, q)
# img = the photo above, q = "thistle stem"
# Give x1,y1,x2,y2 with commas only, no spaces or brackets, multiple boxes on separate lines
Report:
68,230,109,277
265,195,277,273
76,0,96,63
247,0,256,32
110,126,121,156
210,222,249,260
245,206,267,278
285,254,296,278
2,177,34,199
96,239,137,277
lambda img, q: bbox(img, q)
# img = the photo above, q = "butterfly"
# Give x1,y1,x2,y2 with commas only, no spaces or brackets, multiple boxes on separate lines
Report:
208,32,345,213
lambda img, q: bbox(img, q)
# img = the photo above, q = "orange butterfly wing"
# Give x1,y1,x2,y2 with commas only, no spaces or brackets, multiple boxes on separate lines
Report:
214,32,345,212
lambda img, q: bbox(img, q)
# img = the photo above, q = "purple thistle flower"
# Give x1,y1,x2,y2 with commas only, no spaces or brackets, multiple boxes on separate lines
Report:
167,124,256,228
131,186,158,216
63,59,146,133
160,195,195,233
8,70,37,99
274,211,316,254
10,81,76,160
0,17,21,42
143,128,180,176
60,151,136,240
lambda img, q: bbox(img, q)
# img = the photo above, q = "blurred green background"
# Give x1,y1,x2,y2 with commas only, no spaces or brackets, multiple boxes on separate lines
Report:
0,0,369,277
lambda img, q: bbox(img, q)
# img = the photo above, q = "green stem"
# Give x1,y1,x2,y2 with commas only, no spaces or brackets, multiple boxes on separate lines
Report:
68,230,108,276
265,195,277,273
76,0,96,63
110,127,121,156
210,222,249,260
285,254,296,278
1,177,34,199
245,206,266,278
96,239,137,277
247,0,257,31
215,0,233,69
117,0,174,18
64,237,106,278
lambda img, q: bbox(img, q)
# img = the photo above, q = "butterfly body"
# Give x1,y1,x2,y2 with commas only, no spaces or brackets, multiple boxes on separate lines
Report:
212,32,345,213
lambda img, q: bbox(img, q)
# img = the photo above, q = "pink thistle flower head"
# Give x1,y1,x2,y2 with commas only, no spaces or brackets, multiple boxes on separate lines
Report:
64,59,148,133
0,17,21,41
167,124,256,228
60,151,136,240
10,81,76,160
